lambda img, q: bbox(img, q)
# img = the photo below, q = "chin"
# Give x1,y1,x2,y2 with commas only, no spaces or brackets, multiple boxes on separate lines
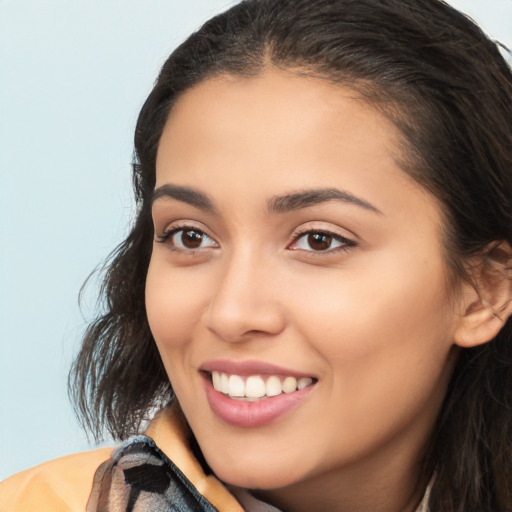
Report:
219,472,293,490
207,456,308,490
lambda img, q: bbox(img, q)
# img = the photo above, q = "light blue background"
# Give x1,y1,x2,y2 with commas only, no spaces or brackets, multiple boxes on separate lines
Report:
1,0,511,480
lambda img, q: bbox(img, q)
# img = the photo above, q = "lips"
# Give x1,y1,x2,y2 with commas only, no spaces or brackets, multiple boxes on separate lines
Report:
200,360,317,427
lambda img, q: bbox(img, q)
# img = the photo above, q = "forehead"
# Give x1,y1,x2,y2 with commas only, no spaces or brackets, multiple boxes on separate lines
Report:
155,68,438,224
158,70,402,175
161,70,398,155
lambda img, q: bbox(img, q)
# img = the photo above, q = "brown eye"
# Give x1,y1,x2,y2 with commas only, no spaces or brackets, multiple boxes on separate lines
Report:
181,229,204,249
307,232,333,251
158,227,218,250
289,230,352,253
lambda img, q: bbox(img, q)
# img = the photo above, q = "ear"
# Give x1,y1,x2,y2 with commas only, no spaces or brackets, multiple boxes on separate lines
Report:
454,242,512,348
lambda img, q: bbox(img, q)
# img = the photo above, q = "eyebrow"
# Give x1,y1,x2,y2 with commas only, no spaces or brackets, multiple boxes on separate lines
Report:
151,183,381,216
152,184,217,212
268,188,381,215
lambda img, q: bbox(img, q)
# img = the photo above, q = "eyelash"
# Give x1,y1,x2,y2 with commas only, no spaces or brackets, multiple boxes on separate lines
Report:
288,227,356,254
156,224,217,251
156,224,355,255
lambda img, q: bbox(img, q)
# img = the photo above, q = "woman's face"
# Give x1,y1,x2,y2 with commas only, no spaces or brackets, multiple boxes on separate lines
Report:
146,69,461,498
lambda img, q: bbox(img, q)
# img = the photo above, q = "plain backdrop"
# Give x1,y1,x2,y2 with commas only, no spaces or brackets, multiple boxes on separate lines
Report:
1,0,511,480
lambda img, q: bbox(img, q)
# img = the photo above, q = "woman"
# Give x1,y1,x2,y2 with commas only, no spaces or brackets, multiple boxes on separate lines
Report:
1,0,511,511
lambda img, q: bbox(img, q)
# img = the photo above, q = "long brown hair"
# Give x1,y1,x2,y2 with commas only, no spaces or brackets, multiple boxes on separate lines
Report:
70,1,512,509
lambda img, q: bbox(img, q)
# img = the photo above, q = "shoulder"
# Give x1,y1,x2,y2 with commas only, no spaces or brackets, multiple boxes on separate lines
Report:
0,447,113,512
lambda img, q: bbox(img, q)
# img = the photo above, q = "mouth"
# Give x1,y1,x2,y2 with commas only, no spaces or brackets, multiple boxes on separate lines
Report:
199,362,317,428
209,371,315,401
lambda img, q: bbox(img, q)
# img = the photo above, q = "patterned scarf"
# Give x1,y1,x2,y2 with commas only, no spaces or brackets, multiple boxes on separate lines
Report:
87,435,219,512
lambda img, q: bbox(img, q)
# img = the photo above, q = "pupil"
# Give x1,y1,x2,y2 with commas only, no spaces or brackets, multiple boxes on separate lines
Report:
182,230,203,248
308,233,332,251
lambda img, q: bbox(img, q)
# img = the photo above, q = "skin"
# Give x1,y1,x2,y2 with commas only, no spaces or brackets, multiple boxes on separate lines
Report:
145,68,466,512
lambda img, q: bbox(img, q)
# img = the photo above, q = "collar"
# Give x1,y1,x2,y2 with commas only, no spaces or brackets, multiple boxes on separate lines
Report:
145,405,244,512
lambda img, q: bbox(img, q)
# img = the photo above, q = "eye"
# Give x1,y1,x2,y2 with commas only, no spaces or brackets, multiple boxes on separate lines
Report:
289,230,353,252
157,227,218,251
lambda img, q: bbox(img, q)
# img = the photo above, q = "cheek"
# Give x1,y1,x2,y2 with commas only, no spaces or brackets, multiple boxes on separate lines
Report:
145,257,207,352
289,250,455,408
303,246,453,348
276,260,455,467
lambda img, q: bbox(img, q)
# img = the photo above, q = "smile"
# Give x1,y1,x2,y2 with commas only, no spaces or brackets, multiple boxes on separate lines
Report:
211,371,315,401
200,363,318,427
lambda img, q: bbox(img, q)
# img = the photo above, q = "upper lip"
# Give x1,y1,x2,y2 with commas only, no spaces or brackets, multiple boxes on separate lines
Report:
199,359,316,378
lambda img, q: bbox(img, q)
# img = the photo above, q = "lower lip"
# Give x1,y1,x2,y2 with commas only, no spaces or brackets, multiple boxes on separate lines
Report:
203,374,315,428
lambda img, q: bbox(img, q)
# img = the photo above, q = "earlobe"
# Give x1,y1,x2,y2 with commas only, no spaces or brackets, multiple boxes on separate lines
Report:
453,242,512,349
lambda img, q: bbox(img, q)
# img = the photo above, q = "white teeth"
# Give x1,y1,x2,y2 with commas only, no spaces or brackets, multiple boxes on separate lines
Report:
265,375,282,397
245,376,266,398
228,375,245,397
298,377,313,390
220,373,229,394
211,371,314,399
282,376,297,394
212,371,221,391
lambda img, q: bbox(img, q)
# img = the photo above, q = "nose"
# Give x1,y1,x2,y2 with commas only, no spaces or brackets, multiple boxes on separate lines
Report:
203,250,286,343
